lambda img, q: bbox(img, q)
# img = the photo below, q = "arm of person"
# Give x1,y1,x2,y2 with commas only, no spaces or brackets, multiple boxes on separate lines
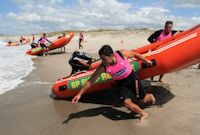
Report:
172,30,183,36
72,64,105,103
78,59,91,67
37,37,42,44
147,30,162,43
46,39,52,44
120,50,152,65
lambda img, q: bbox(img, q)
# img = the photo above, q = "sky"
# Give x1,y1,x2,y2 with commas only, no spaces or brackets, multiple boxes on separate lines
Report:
0,0,199,35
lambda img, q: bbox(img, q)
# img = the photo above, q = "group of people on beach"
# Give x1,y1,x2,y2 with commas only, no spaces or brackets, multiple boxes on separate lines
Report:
71,21,193,122
30,32,85,56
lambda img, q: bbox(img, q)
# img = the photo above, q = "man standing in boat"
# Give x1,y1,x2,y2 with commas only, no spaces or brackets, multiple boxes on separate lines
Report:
148,21,178,82
72,45,155,122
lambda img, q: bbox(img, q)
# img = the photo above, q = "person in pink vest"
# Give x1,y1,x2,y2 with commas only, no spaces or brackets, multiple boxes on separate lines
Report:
79,32,84,49
72,45,156,122
38,33,52,56
148,21,178,82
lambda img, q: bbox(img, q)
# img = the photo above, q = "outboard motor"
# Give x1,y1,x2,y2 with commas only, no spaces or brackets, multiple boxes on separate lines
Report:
69,51,93,75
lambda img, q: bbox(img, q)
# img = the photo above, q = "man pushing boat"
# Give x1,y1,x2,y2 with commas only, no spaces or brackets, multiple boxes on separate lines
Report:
72,45,155,122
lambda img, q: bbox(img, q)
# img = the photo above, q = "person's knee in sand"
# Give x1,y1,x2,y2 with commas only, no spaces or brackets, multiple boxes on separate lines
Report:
72,45,155,122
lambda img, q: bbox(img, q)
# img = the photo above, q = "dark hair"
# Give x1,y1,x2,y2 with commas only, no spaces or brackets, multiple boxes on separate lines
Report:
165,21,173,26
98,45,114,56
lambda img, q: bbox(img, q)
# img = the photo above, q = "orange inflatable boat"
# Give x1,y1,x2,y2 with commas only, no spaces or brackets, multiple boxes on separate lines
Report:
26,32,74,55
52,25,200,99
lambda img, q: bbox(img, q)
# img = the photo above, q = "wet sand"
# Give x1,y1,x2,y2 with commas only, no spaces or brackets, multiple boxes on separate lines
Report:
0,30,200,135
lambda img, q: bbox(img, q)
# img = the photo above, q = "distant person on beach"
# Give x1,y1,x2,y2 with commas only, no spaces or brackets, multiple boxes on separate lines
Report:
38,33,52,56
31,34,38,48
148,21,178,82
72,45,155,122
58,33,66,52
32,34,35,42
79,32,84,49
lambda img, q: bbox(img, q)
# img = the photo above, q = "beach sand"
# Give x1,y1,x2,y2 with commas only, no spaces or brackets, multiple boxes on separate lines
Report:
0,30,200,135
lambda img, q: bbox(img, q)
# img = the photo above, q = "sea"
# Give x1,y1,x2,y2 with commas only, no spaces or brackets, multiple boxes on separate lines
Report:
0,40,34,94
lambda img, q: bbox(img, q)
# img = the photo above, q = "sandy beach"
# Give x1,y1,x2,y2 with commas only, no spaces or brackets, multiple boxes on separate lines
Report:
0,30,200,135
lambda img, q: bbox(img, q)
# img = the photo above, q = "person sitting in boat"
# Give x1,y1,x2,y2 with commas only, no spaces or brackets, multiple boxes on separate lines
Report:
31,34,38,48
58,33,66,52
69,51,93,75
72,45,155,122
58,33,65,39
147,21,178,82
8,41,12,45
37,33,52,56
19,36,26,43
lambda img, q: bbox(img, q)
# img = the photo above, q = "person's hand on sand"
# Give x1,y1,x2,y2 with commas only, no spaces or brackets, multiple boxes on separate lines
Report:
72,94,81,103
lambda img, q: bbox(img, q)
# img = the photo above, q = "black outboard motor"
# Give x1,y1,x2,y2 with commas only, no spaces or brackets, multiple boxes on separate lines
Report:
69,51,93,75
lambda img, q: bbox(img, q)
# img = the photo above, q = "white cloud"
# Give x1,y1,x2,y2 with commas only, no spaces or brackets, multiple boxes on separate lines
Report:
2,0,200,35
174,0,200,8
191,16,200,23
12,0,63,5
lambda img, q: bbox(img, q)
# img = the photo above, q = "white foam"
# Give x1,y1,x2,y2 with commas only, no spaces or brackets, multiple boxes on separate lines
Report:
0,40,8,46
0,44,34,95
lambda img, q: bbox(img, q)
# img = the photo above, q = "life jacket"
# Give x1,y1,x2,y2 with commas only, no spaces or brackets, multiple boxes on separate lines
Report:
105,51,132,80
40,37,46,44
156,30,172,41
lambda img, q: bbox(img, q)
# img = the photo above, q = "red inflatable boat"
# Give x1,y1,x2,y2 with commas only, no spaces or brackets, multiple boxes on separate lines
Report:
52,25,200,99
26,32,74,55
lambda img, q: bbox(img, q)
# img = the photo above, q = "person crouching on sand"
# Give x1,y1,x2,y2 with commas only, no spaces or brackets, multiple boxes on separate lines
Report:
38,33,52,56
72,45,156,122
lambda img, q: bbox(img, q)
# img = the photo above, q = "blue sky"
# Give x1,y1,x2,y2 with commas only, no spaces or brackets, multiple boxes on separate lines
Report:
0,0,199,35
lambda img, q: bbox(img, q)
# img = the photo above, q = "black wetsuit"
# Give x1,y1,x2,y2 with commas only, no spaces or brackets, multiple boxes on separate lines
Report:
148,29,177,43
69,51,92,75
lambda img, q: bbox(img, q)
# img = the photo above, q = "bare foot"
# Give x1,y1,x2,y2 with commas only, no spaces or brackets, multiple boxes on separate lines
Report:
140,112,148,122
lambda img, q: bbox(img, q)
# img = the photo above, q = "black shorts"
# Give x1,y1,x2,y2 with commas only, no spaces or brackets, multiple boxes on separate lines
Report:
115,71,145,101
40,43,47,48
